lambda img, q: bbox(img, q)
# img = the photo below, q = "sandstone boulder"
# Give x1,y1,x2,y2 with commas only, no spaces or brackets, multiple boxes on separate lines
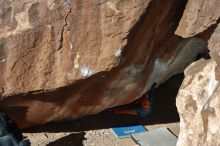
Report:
208,24,220,79
176,59,220,146
175,0,220,145
0,0,206,128
175,0,220,38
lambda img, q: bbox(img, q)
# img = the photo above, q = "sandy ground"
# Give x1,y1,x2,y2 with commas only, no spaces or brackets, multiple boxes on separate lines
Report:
23,74,183,146
23,122,179,146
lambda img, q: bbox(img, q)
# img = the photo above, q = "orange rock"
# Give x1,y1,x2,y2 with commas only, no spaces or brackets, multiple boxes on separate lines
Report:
0,0,206,128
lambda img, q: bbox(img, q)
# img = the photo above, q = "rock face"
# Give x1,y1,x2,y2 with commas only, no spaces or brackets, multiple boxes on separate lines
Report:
0,0,151,95
175,0,220,145
176,59,220,146
209,24,220,80
175,0,220,38
176,27,220,145
0,0,208,128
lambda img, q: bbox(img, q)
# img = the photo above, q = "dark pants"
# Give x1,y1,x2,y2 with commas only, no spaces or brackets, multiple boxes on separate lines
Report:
0,134,30,146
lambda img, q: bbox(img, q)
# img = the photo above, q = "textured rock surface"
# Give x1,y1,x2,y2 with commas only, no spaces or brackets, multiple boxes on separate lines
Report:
0,0,151,95
175,0,220,38
208,24,220,79
0,0,207,128
176,0,220,145
176,59,220,146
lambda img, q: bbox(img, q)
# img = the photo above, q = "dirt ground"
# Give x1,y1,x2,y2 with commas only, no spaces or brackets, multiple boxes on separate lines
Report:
23,74,184,146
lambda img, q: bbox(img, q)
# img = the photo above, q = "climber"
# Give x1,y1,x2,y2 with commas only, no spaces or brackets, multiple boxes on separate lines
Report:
0,112,30,146
110,83,157,117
